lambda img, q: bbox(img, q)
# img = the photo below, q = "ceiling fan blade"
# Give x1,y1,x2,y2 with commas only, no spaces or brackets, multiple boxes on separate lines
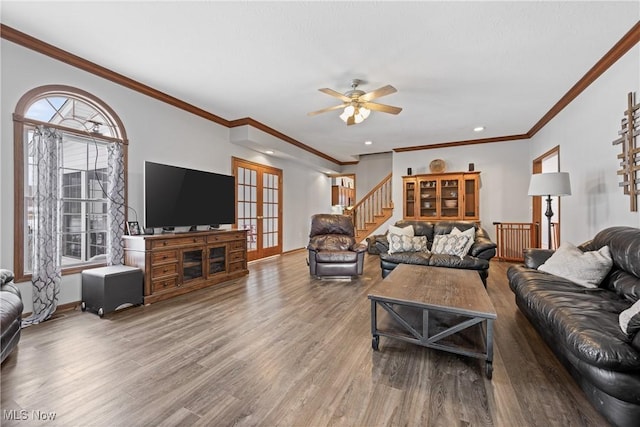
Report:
362,101,403,115
359,85,397,102
307,103,347,116
346,115,356,126
318,88,351,102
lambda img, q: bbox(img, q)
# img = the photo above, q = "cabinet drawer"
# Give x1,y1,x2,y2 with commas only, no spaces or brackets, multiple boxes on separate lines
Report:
229,251,244,262
228,261,245,273
151,236,206,249
152,250,178,264
152,263,178,278
229,240,245,251
152,276,179,293
207,232,246,243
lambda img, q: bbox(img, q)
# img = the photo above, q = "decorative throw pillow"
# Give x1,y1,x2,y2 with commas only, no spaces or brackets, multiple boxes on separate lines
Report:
387,234,429,254
450,226,475,257
538,242,612,288
388,224,415,237
619,299,640,336
431,234,471,259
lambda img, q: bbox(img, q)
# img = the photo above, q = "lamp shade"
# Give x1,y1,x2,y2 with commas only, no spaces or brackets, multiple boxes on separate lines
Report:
528,172,572,196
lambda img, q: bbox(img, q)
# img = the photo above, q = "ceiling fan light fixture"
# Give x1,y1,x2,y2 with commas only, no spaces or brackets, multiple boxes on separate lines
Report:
344,105,355,116
360,107,370,119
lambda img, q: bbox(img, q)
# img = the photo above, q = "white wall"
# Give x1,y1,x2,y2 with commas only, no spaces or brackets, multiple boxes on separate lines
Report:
342,152,393,200
1,40,331,312
392,140,532,241
528,44,640,243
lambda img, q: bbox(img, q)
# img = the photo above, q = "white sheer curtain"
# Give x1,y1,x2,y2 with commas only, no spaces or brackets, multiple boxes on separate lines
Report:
22,126,62,326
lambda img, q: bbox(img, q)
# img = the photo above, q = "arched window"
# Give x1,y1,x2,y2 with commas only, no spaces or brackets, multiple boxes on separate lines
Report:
13,85,129,281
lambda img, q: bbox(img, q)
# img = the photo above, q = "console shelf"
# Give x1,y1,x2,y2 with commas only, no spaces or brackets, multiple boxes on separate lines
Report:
123,229,248,304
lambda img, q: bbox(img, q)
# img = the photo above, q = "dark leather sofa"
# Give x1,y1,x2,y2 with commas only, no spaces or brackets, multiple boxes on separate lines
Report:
307,214,367,278
507,226,640,427
1,269,23,363
374,220,497,285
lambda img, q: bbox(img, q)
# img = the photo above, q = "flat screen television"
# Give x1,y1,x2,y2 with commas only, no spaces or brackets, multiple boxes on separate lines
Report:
144,161,235,229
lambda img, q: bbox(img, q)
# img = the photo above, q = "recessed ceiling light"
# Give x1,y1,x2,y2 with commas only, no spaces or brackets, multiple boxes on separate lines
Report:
265,150,274,154
364,140,373,145
473,126,485,132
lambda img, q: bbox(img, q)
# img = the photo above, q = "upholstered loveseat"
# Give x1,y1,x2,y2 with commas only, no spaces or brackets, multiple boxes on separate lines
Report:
507,226,640,427
373,220,497,286
1,269,23,363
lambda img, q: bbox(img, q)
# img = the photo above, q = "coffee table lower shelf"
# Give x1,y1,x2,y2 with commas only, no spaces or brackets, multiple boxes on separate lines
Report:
370,298,495,379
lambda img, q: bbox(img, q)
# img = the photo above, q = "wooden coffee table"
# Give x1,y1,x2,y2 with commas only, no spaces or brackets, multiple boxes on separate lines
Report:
368,264,497,379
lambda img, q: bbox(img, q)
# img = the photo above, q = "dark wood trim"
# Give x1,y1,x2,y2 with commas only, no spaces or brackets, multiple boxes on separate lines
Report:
532,145,560,163
3,21,639,161
528,21,640,137
232,157,284,261
12,83,127,281
228,117,343,165
393,134,529,152
0,24,230,128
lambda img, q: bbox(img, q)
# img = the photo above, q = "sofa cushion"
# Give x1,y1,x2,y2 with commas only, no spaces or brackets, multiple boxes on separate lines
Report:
388,224,414,237
428,253,489,271
431,234,471,259
620,299,640,336
394,220,434,239
509,266,640,370
380,251,431,266
388,234,428,254
308,234,355,251
538,242,612,288
593,227,640,278
315,251,358,263
451,226,475,256
607,269,640,303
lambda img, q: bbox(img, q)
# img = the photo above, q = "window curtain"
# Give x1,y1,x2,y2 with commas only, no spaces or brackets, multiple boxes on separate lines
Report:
106,142,125,265
22,126,62,327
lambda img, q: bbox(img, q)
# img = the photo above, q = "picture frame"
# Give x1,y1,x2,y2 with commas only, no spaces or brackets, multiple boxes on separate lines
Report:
127,221,141,236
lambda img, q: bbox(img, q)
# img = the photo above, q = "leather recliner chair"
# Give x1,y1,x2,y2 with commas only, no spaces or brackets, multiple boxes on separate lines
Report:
1,269,23,363
307,214,367,278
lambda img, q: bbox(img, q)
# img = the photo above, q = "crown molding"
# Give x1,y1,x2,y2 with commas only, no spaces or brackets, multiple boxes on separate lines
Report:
3,20,639,159
527,20,640,138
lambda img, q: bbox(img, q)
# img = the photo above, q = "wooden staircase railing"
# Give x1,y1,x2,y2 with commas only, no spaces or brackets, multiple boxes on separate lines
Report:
349,173,393,239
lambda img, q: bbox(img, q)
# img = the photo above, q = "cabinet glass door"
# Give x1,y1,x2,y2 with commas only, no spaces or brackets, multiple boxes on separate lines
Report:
418,178,438,218
182,249,203,282
208,246,226,275
439,178,460,218
404,179,417,218
463,175,479,219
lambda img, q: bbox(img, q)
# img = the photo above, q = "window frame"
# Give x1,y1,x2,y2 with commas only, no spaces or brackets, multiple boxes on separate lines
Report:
13,85,129,282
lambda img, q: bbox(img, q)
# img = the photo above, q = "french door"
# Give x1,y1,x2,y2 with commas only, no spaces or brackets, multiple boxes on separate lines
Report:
233,157,283,261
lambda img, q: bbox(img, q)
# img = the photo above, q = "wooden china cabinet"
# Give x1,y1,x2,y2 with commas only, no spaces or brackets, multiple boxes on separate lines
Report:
403,172,480,221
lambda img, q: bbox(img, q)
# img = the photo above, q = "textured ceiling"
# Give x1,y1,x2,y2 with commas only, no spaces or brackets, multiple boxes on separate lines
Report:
2,1,639,164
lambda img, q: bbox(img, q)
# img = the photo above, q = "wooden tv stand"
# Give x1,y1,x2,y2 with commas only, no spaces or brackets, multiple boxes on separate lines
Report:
123,229,248,304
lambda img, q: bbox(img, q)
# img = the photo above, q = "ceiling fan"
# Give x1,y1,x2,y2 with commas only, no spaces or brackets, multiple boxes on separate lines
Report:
308,79,402,125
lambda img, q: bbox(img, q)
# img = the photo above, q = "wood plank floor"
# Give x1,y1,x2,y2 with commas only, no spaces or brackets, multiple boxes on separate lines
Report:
1,252,609,426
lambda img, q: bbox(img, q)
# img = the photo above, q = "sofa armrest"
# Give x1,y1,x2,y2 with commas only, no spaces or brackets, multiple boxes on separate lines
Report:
374,235,390,254
470,234,497,259
351,243,367,253
523,248,555,269
0,269,15,287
